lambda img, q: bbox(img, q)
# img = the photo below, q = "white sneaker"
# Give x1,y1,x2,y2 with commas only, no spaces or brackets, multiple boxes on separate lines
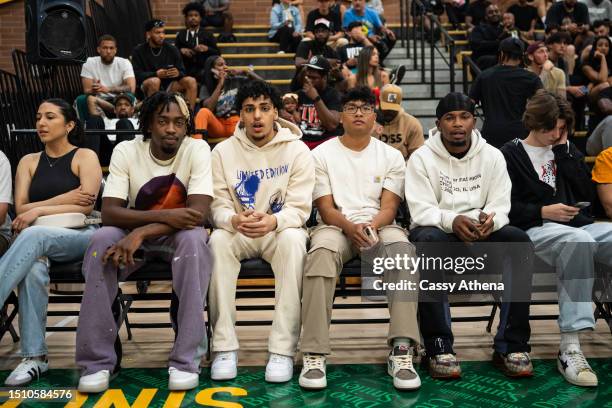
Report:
388,345,421,390
211,351,238,381
299,354,327,389
168,367,199,390
557,347,598,387
4,358,48,386
265,353,294,383
277,50,286,54
78,370,110,393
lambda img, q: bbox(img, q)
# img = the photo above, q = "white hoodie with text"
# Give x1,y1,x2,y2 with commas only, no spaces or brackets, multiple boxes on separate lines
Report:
405,128,511,233
211,118,315,232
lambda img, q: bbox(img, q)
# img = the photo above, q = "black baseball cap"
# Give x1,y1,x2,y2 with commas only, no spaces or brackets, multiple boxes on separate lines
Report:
436,92,475,119
303,55,331,73
145,19,165,32
499,37,525,58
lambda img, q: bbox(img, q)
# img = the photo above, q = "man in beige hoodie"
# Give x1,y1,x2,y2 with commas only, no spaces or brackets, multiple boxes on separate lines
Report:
374,84,424,161
208,80,315,383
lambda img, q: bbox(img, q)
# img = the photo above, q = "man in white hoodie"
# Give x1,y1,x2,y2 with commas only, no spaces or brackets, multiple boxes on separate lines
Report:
208,80,315,383
405,92,534,380
299,87,421,391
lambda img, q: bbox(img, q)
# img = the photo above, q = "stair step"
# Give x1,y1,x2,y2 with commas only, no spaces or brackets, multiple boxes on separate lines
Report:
166,32,271,42
217,43,280,53
229,65,296,80
222,53,295,66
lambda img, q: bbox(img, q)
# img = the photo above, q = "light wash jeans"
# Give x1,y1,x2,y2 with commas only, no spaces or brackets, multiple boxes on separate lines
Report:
527,222,612,333
0,225,96,357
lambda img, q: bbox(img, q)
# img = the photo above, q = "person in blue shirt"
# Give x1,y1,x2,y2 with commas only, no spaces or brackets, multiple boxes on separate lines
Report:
269,0,303,53
342,0,395,62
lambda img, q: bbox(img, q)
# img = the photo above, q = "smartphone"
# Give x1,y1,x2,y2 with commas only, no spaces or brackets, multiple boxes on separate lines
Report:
364,226,379,245
580,85,589,95
166,64,175,69
573,201,591,209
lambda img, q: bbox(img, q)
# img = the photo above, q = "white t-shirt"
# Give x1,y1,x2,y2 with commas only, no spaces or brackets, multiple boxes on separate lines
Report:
80,56,135,99
521,140,556,189
0,150,12,240
103,138,214,209
102,118,141,142
312,137,405,224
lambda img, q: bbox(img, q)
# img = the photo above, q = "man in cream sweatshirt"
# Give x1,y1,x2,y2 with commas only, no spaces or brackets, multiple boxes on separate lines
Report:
405,92,534,380
208,81,315,383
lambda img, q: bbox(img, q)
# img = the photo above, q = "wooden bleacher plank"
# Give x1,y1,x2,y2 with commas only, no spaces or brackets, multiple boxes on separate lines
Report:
222,53,295,59
230,65,295,70
218,42,278,47
586,156,596,163
574,131,587,138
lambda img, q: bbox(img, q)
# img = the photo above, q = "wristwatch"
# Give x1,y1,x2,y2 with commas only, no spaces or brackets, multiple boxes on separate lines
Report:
313,95,321,103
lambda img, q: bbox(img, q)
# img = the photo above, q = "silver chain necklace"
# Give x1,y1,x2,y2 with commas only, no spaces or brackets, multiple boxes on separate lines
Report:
150,45,162,57
44,150,69,168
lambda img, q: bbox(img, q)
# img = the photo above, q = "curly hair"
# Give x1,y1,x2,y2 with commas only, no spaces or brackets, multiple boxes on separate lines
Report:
138,92,191,140
234,80,282,112
182,2,204,17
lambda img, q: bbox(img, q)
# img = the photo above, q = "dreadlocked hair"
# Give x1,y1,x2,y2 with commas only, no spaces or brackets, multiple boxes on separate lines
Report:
139,91,192,139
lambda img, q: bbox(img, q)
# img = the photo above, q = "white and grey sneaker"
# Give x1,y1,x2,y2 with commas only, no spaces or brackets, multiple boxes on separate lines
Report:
299,354,327,390
168,367,199,390
78,370,110,393
4,358,48,386
211,351,238,381
265,353,294,383
388,345,421,390
558,347,598,387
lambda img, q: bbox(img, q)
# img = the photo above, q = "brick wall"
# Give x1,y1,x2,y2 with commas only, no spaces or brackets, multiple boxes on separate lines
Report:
0,0,402,72
0,1,24,72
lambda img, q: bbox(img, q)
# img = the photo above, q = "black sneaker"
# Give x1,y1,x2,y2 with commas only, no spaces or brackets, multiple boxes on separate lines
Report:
391,65,406,85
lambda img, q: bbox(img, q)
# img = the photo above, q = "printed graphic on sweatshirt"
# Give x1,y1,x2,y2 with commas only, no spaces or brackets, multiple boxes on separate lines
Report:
134,174,187,210
539,160,557,187
440,171,482,195
234,165,290,210
300,104,323,137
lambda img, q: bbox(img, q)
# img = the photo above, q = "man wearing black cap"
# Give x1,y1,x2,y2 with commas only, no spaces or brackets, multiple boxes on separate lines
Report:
406,92,534,380
85,93,140,165
293,55,342,149
469,37,542,148
338,21,373,74
295,19,340,67
131,19,198,108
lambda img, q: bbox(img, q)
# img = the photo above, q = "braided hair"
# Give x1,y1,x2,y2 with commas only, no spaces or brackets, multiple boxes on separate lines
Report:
138,92,192,139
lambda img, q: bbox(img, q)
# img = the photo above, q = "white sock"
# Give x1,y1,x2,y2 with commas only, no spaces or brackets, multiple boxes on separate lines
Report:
560,331,580,353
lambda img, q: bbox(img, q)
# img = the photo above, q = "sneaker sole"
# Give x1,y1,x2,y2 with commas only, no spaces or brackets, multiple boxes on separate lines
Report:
387,366,421,390
211,371,237,381
5,368,49,387
557,360,598,387
168,377,199,391
494,359,533,378
299,377,327,390
265,372,293,383
78,371,118,394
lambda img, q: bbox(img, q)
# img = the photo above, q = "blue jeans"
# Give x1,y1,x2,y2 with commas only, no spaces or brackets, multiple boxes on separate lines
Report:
527,222,612,333
0,225,96,357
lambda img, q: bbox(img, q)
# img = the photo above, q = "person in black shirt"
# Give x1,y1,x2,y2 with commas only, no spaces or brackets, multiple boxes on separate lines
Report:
338,21,373,74
304,0,347,49
469,37,543,147
131,20,198,108
295,19,340,66
466,0,490,32
283,55,342,149
545,0,590,30
175,3,220,83
469,4,504,70
508,0,539,39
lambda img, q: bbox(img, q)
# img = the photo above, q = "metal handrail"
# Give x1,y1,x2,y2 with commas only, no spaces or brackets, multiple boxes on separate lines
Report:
426,14,456,98
411,0,427,77
461,54,481,95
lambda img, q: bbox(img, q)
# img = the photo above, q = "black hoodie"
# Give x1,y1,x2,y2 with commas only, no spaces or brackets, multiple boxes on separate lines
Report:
500,138,594,230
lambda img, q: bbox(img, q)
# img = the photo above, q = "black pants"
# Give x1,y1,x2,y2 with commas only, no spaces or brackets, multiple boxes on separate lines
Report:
410,225,533,357
270,25,301,53
85,116,136,166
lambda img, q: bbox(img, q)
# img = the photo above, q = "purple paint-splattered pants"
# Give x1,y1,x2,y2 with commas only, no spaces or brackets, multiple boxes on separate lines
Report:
75,226,212,375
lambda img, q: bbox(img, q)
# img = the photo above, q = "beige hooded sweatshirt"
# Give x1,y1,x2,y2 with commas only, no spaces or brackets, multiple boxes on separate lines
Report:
211,118,315,232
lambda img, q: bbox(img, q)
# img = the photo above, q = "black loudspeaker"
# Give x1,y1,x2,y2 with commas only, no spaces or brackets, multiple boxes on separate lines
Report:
25,0,87,64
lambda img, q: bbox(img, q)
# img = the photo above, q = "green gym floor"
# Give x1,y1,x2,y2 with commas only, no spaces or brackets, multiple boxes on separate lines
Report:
1,360,611,408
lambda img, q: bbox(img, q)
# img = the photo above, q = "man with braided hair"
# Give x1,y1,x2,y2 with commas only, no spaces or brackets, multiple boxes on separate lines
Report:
76,92,214,393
